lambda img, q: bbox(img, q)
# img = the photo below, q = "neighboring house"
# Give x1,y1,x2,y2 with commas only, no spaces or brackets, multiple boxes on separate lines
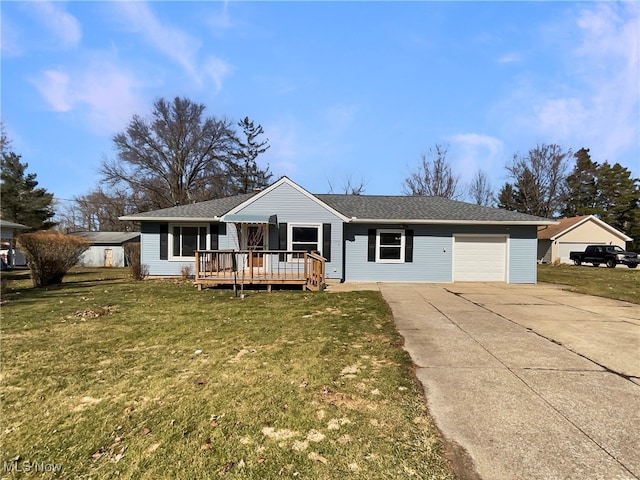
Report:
537,215,632,264
71,232,140,267
120,177,554,285
0,219,29,268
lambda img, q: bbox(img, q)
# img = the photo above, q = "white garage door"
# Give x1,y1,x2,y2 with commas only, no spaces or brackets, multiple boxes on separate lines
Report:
557,242,604,264
454,236,507,282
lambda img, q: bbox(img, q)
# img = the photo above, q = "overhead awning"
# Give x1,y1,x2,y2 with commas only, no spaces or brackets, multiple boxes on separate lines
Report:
221,214,277,225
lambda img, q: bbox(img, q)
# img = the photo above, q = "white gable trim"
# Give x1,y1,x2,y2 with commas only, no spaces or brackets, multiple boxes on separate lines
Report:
225,176,351,222
551,215,632,242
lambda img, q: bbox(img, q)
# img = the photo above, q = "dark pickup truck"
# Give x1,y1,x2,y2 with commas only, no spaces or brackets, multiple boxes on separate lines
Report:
570,245,639,268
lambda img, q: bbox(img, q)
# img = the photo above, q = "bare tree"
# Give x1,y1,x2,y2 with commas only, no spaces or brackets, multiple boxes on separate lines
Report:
403,144,461,198
56,188,139,232
327,174,367,195
498,144,571,217
467,170,494,206
101,97,238,209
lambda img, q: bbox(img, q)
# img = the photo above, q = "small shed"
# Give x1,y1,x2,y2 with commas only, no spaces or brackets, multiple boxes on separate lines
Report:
72,232,140,267
0,219,30,268
537,215,632,264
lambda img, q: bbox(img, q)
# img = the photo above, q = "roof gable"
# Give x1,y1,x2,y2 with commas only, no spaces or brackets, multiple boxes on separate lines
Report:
538,215,632,241
226,177,351,222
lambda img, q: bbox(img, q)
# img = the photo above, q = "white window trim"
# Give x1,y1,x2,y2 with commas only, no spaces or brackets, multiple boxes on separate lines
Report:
288,223,323,258
169,223,209,261
240,223,269,250
376,228,405,263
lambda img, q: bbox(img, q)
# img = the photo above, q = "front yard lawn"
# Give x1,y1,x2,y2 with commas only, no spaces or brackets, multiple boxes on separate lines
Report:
0,268,454,479
538,264,640,304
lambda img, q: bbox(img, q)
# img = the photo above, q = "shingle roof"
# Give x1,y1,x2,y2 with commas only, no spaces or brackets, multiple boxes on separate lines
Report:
119,185,552,224
317,194,552,223
537,215,590,240
0,219,30,230
71,231,140,244
119,193,256,220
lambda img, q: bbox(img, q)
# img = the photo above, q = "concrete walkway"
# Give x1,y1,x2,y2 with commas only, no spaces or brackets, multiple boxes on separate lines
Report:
331,282,640,480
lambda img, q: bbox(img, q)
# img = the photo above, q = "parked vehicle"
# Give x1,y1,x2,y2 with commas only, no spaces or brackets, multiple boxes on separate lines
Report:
569,245,639,269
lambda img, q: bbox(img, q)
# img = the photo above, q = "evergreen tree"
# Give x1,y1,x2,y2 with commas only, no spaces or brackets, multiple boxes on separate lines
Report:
562,148,599,217
1,152,55,230
228,117,272,194
595,162,639,236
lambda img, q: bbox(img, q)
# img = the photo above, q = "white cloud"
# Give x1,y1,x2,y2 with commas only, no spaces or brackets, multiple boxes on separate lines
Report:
30,1,82,48
115,1,200,75
497,53,522,64
32,60,147,134
448,134,504,183
113,1,232,90
33,70,72,112
503,3,639,169
207,0,235,31
203,57,234,94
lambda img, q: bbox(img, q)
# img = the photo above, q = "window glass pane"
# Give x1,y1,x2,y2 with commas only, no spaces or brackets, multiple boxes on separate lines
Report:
292,227,318,243
292,243,318,252
181,227,198,257
173,227,181,257
380,246,401,260
380,232,401,246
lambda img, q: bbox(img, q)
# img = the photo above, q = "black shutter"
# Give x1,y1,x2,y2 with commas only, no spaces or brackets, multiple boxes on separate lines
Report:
367,229,376,262
159,223,168,260
210,223,219,250
279,223,288,261
405,229,414,263
322,223,331,262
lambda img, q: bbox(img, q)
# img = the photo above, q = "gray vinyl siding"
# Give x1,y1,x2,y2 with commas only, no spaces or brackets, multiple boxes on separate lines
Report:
344,224,538,283
232,182,344,279
141,222,234,276
507,227,538,283
344,224,453,282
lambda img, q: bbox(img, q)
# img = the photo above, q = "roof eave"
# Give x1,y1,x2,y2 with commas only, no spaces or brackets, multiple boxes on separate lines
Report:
118,216,221,222
349,218,557,226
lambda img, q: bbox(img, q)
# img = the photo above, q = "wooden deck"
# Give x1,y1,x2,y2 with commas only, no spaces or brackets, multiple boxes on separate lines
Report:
194,250,326,291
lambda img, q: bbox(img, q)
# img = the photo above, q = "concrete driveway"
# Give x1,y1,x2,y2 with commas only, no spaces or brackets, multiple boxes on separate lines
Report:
336,282,640,480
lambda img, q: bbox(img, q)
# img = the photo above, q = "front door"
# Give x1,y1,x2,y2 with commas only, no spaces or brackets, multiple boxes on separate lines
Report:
242,224,268,268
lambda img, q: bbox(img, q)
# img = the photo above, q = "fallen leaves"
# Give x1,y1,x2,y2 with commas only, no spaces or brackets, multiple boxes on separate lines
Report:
67,305,116,319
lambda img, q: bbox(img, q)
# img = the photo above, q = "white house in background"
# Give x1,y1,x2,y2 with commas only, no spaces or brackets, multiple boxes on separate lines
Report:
0,219,29,268
71,232,140,267
537,215,633,264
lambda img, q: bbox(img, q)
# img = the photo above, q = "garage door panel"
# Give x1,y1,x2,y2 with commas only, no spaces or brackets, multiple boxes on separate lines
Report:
557,242,603,264
454,236,506,282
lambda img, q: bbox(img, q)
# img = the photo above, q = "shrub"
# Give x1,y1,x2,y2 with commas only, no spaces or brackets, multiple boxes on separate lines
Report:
17,232,91,287
181,264,193,279
123,242,148,281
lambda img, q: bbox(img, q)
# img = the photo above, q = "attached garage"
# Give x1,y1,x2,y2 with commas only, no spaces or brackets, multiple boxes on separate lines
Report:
454,235,507,282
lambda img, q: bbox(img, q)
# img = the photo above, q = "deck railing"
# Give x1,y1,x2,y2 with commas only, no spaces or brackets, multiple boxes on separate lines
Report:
194,250,326,291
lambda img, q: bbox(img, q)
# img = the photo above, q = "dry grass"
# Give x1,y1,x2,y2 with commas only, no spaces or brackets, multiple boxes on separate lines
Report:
538,263,640,304
0,268,454,479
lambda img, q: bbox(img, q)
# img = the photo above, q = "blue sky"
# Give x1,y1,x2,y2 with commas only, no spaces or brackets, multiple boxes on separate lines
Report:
2,1,639,207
